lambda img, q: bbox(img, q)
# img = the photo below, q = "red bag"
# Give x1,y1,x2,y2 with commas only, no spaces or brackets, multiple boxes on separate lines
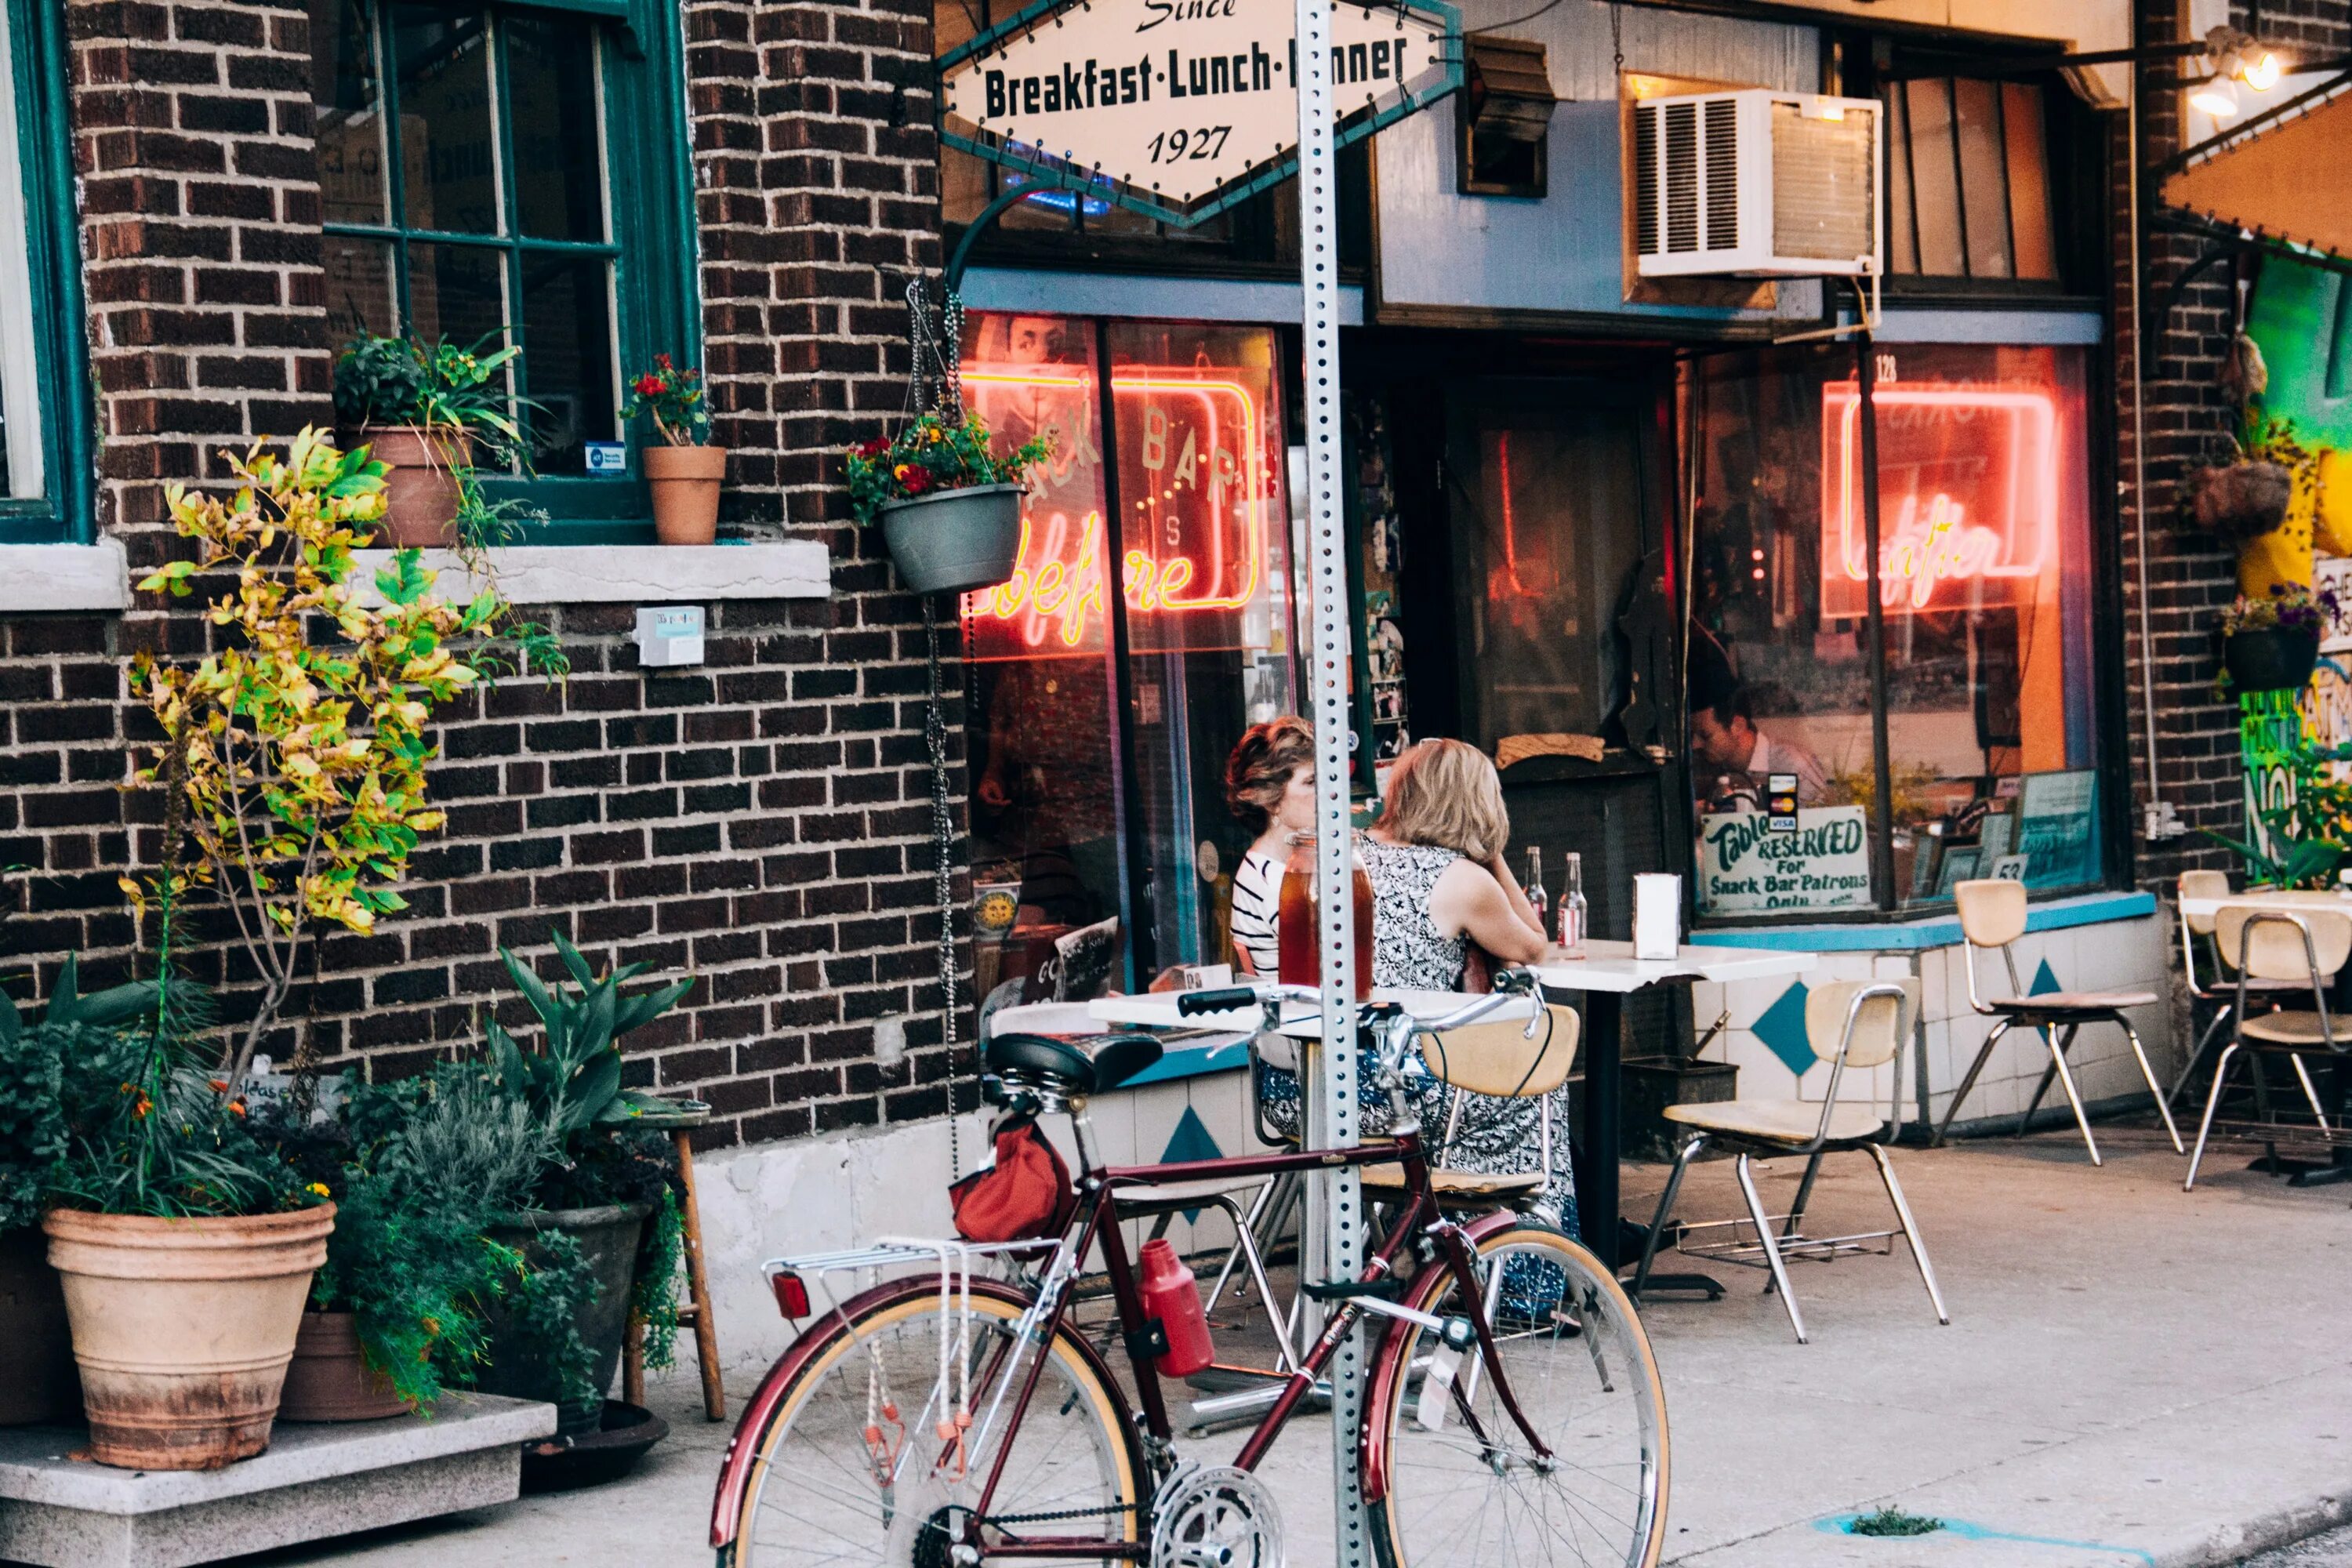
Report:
949,1121,1076,1243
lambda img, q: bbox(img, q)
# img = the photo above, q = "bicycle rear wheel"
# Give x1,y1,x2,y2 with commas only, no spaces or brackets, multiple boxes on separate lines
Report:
728,1282,1145,1568
1364,1221,1669,1568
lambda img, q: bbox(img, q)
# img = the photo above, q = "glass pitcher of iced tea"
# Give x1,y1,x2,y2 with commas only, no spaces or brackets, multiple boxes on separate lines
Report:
1276,835,1375,1001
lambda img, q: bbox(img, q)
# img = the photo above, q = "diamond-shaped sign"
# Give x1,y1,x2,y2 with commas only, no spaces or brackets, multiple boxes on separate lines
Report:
1752,981,1816,1078
940,0,1461,227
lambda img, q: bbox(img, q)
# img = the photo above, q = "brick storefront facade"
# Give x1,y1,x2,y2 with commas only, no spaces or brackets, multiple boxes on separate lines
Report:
2,0,969,1152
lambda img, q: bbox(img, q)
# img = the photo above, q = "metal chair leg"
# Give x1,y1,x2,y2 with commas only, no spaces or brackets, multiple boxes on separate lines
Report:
2118,1018,2184,1153
1733,1153,1806,1344
2166,1004,2231,1113
1200,1180,1275,1315
1783,1148,1826,1240
1630,1134,1704,1303
2288,1054,2334,1134
2018,1023,2071,1137
1934,1018,2014,1147
1203,1191,1300,1372
1867,1144,1949,1326
2185,1042,2242,1191
2042,1024,2102,1165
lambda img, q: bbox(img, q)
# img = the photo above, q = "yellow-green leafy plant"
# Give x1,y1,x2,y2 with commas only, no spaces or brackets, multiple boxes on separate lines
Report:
126,428,558,1086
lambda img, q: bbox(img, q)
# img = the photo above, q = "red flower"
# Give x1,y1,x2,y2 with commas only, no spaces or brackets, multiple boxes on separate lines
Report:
896,463,935,495
852,437,889,459
633,373,665,397
654,352,673,371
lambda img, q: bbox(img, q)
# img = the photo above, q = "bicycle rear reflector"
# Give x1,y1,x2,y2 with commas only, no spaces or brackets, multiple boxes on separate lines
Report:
770,1270,811,1318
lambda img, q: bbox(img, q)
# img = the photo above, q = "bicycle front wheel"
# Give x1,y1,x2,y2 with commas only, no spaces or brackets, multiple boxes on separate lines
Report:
1365,1221,1669,1568
729,1281,1145,1568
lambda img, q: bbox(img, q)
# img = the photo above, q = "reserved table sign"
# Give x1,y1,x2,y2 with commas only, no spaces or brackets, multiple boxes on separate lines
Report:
1697,805,1874,916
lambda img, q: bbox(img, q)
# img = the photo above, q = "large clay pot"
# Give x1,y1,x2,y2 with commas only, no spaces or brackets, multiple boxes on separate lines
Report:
0,1227,78,1425
278,1309,412,1422
878,482,1025,594
2224,626,2322,692
644,445,727,545
355,425,462,547
477,1203,651,1438
44,1204,336,1469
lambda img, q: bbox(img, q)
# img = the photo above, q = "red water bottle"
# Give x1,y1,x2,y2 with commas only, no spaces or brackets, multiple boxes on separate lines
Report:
1138,1239,1214,1375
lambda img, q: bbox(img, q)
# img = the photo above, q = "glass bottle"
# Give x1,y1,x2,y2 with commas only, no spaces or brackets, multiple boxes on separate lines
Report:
1557,851,1588,956
1522,845,1548,926
1277,835,1376,1001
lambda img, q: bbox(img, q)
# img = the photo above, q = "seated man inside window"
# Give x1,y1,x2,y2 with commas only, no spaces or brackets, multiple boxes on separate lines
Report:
1689,684,1829,813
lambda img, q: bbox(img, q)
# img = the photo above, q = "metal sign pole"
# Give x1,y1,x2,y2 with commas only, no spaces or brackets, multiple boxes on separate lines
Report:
1292,0,1364,1560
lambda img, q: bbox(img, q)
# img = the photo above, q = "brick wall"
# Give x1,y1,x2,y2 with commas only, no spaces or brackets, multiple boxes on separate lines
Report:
0,0,974,1153
2113,0,2352,894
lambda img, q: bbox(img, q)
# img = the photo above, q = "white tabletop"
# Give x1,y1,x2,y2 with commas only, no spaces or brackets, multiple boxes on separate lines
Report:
1530,939,1818,993
1082,986,1538,1035
2177,887,2352,921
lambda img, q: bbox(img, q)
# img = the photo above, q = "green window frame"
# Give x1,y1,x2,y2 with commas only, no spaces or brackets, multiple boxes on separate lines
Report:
0,0,94,544
312,0,699,541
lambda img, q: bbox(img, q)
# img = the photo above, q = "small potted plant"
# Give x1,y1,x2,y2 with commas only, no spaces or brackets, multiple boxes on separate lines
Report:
846,407,1051,594
2221,583,2336,693
333,333,531,548
624,354,726,545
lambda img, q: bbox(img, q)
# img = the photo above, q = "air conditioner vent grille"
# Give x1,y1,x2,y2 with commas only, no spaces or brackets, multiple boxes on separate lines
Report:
1633,102,1658,255
1703,98,1738,250
1769,100,1876,262
1664,100,1698,253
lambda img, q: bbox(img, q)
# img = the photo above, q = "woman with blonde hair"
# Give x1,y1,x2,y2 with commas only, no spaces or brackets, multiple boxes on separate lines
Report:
1361,739,1574,1236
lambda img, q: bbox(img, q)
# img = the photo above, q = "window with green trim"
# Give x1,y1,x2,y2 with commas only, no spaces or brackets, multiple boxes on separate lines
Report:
0,0,93,543
308,0,699,539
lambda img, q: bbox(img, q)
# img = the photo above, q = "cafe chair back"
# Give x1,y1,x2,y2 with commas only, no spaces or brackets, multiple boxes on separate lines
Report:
1936,879,2181,1165
1361,1004,1581,1210
2185,905,2352,1191
1629,978,1946,1344
2167,870,2300,1115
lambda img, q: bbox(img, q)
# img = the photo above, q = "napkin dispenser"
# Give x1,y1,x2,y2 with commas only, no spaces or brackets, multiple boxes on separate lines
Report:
1632,873,1681,960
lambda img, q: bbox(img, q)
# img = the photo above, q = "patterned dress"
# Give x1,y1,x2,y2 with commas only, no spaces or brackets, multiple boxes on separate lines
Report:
1254,836,1579,1242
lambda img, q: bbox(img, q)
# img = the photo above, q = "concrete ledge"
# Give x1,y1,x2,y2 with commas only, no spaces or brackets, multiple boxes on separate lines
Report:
1691,890,2158,953
350,542,829,604
0,1392,556,1568
0,540,129,612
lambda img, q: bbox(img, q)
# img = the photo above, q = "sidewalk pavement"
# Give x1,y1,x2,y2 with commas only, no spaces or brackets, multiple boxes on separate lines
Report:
218,1124,2352,1567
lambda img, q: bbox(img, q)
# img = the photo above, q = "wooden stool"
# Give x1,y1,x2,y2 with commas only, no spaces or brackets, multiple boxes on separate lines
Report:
624,1103,724,1421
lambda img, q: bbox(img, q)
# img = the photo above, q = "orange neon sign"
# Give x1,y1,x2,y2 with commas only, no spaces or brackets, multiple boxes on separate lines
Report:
959,363,1275,652
1820,383,2060,617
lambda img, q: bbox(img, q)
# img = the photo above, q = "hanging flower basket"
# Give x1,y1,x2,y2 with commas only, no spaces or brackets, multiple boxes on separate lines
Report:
877,482,1026,595
2224,626,2322,691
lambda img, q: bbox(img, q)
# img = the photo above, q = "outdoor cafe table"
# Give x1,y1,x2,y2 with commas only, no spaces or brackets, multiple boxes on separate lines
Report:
2172,886,2352,1186
1531,941,1820,1270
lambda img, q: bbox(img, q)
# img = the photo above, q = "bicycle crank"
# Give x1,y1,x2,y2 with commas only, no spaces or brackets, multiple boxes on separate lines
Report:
1149,1465,1284,1568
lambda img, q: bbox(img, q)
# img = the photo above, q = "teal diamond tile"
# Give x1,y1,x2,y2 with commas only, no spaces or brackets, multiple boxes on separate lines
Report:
1751,982,1814,1077
1160,1105,1222,1221
2030,959,2061,996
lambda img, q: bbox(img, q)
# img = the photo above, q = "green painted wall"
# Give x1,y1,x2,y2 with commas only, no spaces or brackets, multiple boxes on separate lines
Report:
2247,256,2352,450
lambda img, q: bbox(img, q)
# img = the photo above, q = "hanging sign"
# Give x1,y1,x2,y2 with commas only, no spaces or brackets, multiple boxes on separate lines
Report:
939,0,1461,227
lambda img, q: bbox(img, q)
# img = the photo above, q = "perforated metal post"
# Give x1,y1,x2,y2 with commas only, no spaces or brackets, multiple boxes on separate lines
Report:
1292,0,1365,1559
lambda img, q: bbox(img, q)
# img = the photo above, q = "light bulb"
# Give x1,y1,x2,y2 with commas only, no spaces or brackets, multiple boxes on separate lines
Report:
2191,78,2241,118
2242,51,2283,92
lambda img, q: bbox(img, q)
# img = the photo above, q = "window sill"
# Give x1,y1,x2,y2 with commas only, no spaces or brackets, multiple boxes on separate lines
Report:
0,540,129,612
349,543,831,604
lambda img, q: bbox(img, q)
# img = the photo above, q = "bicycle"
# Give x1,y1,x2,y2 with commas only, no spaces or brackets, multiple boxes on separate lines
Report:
709,972,1670,1568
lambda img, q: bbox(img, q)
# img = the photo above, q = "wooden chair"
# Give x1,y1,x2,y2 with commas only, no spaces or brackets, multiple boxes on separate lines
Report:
1360,1004,1581,1213
2185,905,2351,1190
1630,979,1947,1344
1933,878,2180,1163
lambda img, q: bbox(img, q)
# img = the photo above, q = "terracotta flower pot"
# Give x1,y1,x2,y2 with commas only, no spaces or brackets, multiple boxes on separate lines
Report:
279,1309,412,1423
644,445,727,545
44,1204,336,1470
355,425,463,548
0,1227,78,1425
878,482,1026,594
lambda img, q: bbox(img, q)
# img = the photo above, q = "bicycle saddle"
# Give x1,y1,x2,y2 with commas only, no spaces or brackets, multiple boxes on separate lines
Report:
985,1032,1163,1094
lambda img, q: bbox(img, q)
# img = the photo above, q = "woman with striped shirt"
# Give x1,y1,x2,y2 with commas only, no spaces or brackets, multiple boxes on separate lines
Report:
1221,717,1317,977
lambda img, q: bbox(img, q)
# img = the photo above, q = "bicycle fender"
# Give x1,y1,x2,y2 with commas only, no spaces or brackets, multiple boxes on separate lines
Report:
1358,1211,1554,1504
707,1274,1137,1551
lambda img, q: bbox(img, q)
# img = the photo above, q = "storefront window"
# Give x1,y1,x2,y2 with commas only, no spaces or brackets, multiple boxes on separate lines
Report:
1686,342,2101,919
962,314,1297,996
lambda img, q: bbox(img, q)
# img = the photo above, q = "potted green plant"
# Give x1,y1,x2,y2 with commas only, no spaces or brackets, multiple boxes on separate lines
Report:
846,406,1051,594
0,957,158,1426
40,979,332,1470
332,333,532,548
466,932,693,1438
274,1068,554,1421
624,355,726,546
2221,583,2334,693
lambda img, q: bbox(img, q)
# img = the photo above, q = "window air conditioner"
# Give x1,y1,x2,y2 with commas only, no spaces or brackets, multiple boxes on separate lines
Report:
1632,89,1881,278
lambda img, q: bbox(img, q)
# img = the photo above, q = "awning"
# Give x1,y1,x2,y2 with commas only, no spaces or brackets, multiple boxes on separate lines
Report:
2162,82,2352,260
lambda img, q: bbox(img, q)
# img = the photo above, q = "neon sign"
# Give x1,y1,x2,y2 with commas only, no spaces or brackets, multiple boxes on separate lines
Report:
960,362,1276,654
1820,383,2060,618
